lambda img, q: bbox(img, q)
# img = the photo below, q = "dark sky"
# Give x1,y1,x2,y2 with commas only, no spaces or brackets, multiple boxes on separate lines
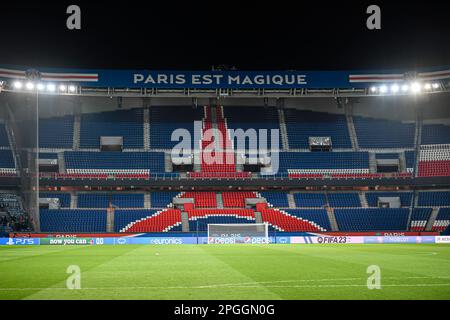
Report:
0,0,449,70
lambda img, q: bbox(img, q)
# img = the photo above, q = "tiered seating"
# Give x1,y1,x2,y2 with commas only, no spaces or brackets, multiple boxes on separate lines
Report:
80,109,143,148
0,193,24,216
222,192,257,207
284,209,331,230
40,209,107,232
78,193,144,208
122,208,182,232
181,192,217,208
418,191,450,206
284,109,351,149
222,106,281,150
0,123,9,147
39,115,74,148
188,213,256,232
64,151,165,174
39,193,71,208
259,192,289,207
151,192,179,208
376,153,399,159
327,193,361,207
0,150,15,173
417,144,450,177
334,208,409,231
421,124,450,145
432,208,450,232
353,116,415,148
114,210,159,232
365,192,413,207
278,152,369,176
410,208,432,232
150,106,204,149
260,208,326,232
293,193,326,207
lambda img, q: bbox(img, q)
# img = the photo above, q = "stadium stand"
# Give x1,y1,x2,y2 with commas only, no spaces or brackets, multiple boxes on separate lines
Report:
121,208,182,232
0,150,16,174
417,144,450,177
150,106,204,149
222,192,256,207
80,109,144,148
421,124,450,145
181,192,217,208
417,191,450,206
78,193,144,208
353,116,415,148
284,109,351,149
39,115,74,148
39,192,71,208
293,193,326,207
151,192,178,208
259,192,289,208
334,208,409,231
327,193,361,207
410,208,432,232
365,192,413,207
40,209,107,232
0,123,10,147
260,208,326,232
432,208,450,232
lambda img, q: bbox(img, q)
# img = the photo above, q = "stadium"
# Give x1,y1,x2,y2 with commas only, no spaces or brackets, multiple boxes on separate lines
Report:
0,65,449,300
0,2,449,304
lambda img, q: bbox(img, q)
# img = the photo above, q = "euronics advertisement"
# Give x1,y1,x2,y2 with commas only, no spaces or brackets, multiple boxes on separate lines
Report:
1,236,450,245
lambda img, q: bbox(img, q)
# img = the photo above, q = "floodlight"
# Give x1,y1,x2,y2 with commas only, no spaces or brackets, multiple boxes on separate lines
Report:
379,85,388,93
59,84,67,92
13,81,23,89
37,83,45,91
47,83,56,92
390,84,399,93
401,84,409,92
370,86,377,93
69,85,76,92
432,83,439,89
411,82,421,93
25,82,34,90
424,83,432,90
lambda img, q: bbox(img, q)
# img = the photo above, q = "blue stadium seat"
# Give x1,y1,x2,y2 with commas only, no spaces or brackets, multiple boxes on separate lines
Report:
353,116,415,148
334,208,409,231
327,193,361,207
80,109,143,148
78,193,144,208
0,150,15,169
294,193,326,207
260,192,289,207
151,192,179,208
40,209,107,232
39,115,74,148
40,193,71,208
421,124,450,145
114,209,158,232
284,109,351,149
0,123,10,147
418,192,450,206
189,216,255,232
284,209,331,230
365,192,413,207
150,106,204,149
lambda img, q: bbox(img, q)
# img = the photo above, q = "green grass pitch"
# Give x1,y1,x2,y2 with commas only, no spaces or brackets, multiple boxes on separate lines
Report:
0,244,449,300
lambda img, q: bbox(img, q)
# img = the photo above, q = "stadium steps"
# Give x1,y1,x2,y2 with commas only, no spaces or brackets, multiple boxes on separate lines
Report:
144,193,151,209
181,211,190,232
106,208,114,232
143,108,150,151
425,208,440,231
58,152,66,173
344,106,359,151
164,152,173,172
359,192,368,208
70,192,77,209
326,208,339,231
399,151,407,172
73,114,81,150
4,121,20,172
278,108,289,150
287,193,296,209
369,152,377,173
254,211,263,224
216,193,224,209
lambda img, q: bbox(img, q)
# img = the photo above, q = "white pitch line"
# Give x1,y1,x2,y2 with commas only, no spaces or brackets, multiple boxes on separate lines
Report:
0,276,449,291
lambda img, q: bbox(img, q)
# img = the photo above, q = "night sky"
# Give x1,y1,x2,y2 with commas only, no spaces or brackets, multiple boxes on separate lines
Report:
0,0,449,70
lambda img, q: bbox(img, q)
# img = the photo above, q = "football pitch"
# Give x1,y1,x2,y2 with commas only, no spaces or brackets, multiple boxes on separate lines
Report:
0,244,449,300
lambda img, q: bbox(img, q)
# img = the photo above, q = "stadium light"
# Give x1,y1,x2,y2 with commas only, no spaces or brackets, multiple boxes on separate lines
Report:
37,83,45,91
390,84,399,93
401,84,409,92
432,83,440,89
370,86,377,93
411,82,421,94
47,83,56,92
59,84,67,92
379,85,388,93
13,81,23,89
25,82,34,90
69,85,76,93
424,83,432,90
